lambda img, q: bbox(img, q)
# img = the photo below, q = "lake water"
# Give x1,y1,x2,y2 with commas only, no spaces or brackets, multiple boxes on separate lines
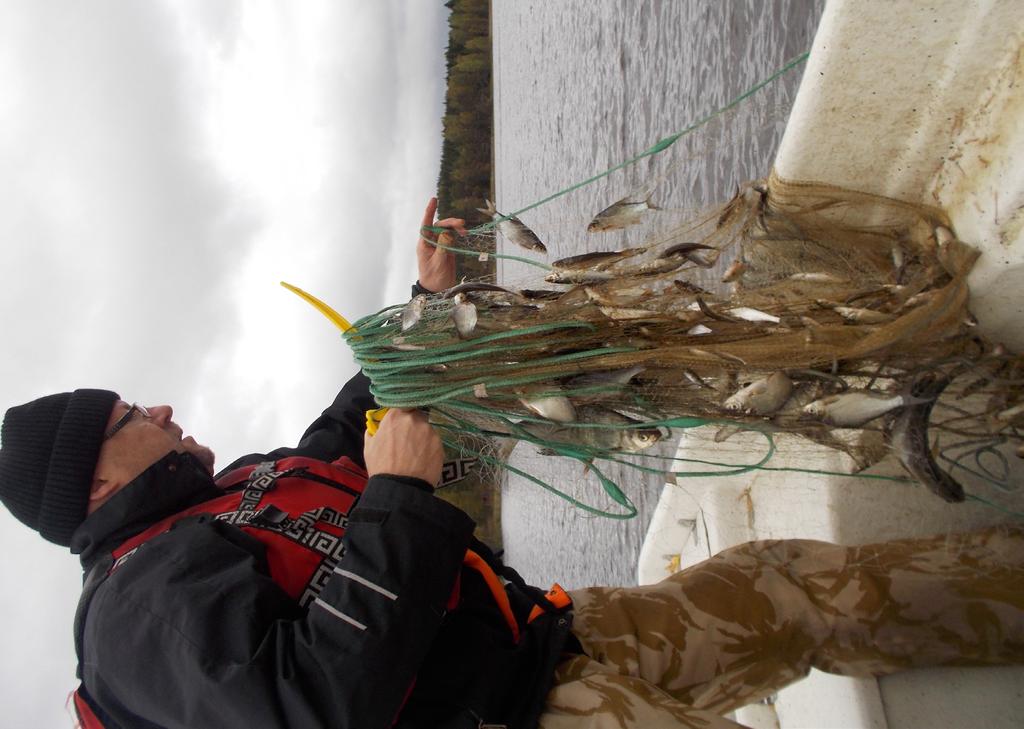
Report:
493,0,825,590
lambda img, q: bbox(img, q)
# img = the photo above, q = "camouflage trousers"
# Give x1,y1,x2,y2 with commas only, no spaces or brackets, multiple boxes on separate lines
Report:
538,525,1024,728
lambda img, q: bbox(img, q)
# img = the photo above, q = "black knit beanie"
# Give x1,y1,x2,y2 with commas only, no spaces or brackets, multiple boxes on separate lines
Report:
0,389,119,547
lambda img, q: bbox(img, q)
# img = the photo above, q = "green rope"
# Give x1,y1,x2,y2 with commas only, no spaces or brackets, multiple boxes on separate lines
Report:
347,321,603,372
430,405,1020,518
421,50,811,267
431,405,749,512
435,412,638,518
418,240,554,271
370,348,639,395
445,435,638,519
965,493,1024,517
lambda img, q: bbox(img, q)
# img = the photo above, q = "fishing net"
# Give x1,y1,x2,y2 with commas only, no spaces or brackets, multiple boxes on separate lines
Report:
292,52,1023,518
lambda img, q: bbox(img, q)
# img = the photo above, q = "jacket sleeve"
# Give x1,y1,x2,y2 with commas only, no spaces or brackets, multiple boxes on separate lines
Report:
82,477,476,729
411,280,433,297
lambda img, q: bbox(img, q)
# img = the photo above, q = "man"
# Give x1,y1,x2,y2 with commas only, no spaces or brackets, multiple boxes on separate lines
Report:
1,200,575,729
2,200,1023,728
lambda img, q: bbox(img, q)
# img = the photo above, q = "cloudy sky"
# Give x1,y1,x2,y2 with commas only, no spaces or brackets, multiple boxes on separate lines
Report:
0,2,450,722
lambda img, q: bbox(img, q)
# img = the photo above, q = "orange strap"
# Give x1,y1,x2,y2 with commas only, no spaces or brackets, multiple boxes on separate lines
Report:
528,583,572,624
462,549,520,644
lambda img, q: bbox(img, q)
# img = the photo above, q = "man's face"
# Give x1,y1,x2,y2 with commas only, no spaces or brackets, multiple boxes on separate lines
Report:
89,401,216,513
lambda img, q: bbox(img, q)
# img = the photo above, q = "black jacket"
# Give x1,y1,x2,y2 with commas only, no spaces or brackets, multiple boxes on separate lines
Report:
70,371,572,729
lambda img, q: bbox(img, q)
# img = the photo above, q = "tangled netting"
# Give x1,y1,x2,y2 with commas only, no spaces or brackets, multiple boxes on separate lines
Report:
295,53,1023,518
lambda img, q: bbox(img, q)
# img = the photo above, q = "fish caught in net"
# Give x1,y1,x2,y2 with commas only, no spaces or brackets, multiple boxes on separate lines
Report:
340,173,1022,514
283,52,1019,517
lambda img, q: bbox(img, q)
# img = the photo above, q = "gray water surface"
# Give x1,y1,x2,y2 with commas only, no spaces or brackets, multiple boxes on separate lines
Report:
493,0,824,589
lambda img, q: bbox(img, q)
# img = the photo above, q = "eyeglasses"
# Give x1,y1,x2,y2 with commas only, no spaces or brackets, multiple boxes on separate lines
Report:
104,403,152,441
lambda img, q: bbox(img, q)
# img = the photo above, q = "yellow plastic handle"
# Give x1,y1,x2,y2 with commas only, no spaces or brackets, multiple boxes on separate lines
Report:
365,407,390,436
280,281,356,334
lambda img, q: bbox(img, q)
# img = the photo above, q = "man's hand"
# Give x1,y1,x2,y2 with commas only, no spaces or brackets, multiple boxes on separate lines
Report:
417,197,466,293
364,408,443,488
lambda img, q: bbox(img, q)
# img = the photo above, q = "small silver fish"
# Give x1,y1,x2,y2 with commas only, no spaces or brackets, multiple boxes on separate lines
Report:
443,281,519,298
552,248,642,270
803,390,911,427
660,241,715,258
833,306,894,324
552,286,591,307
451,293,477,338
583,283,651,306
598,305,660,320
517,288,563,301
659,242,716,268
901,290,938,309
695,298,737,322
632,257,690,277
789,272,844,283
583,406,664,451
389,336,425,351
889,373,964,502
681,368,712,389
545,269,614,285
520,392,577,423
401,294,427,332
726,307,781,324
714,424,745,442
531,406,663,452
566,365,645,388
673,279,709,295
724,372,793,415
786,368,849,390
587,196,658,232
477,199,546,253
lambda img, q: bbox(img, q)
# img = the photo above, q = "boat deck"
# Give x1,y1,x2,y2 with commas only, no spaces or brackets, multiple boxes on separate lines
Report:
639,1,1024,726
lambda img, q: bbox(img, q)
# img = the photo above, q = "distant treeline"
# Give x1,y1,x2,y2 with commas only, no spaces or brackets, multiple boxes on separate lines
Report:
437,0,493,280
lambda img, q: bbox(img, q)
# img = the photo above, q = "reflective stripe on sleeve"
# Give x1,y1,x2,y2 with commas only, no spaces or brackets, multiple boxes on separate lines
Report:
334,568,398,601
314,598,367,631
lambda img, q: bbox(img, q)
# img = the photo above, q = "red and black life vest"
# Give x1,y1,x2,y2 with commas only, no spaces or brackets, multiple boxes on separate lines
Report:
71,455,570,728
72,455,368,727
110,454,368,607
